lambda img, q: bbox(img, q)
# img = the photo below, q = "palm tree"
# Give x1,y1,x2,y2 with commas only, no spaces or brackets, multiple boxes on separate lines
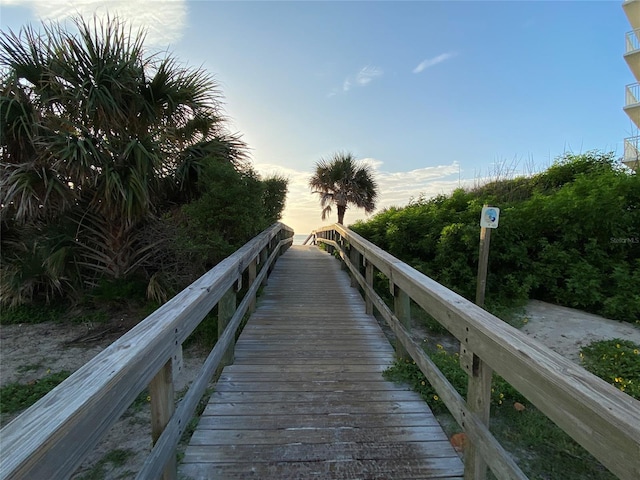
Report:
0,15,242,301
309,152,377,225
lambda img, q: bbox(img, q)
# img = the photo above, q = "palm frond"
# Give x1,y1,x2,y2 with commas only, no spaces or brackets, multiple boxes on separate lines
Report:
308,151,378,223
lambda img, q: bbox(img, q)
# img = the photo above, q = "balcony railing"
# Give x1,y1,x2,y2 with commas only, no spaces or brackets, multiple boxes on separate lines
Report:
626,29,640,54
624,136,639,157
626,83,640,106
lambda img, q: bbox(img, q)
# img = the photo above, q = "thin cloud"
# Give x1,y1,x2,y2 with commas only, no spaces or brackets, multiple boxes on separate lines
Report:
356,65,383,86
330,65,384,96
413,52,456,74
6,0,187,47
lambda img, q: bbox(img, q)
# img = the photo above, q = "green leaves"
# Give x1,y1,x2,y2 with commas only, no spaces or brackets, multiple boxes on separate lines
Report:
309,152,377,224
352,152,640,322
580,339,640,400
1,14,250,305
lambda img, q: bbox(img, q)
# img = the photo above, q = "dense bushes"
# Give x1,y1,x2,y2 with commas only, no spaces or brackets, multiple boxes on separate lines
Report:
0,17,288,308
352,152,639,322
165,159,288,287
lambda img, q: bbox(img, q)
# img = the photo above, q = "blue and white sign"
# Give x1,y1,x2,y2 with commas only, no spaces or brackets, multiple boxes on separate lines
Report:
480,206,500,228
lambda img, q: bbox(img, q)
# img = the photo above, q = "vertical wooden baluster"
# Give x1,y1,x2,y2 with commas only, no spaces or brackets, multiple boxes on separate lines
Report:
464,352,492,480
393,285,411,361
365,259,374,315
218,287,237,367
350,247,361,288
260,247,268,287
248,257,258,313
149,359,176,480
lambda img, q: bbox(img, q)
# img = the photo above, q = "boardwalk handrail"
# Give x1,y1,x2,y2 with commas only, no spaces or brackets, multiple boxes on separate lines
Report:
315,224,640,480
0,222,294,480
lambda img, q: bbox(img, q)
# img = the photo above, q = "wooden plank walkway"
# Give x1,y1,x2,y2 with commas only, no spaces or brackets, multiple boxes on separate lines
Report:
179,245,464,479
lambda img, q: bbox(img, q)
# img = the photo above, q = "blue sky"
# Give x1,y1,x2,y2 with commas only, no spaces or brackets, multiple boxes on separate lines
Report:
0,0,631,233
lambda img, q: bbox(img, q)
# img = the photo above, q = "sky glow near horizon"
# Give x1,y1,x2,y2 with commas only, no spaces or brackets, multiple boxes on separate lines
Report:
0,0,631,233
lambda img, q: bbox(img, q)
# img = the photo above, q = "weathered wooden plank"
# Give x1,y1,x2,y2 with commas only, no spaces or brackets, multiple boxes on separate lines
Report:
180,459,464,480
190,425,451,445
201,400,433,416
237,334,391,343
231,356,394,366
196,412,441,430
183,441,458,463
136,243,286,479
0,223,294,480
213,380,408,392
234,350,394,360
180,245,463,479
206,390,427,405
216,374,391,384
221,363,389,374
318,224,640,480
234,343,395,353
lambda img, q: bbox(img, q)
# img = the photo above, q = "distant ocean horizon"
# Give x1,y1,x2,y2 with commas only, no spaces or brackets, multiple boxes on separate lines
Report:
292,233,312,245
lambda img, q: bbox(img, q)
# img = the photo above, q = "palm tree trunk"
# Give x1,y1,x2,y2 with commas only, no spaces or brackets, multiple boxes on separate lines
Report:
337,205,346,224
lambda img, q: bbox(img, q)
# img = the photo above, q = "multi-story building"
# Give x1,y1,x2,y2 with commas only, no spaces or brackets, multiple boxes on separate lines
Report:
623,0,640,170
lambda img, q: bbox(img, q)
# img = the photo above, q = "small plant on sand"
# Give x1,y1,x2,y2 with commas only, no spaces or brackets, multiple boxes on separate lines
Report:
74,449,134,480
580,338,640,400
0,370,71,415
383,345,525,413
383,341,623,479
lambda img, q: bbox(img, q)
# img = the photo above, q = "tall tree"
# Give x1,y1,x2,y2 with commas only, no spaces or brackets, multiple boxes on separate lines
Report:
0,15,243,303
309,152,377,224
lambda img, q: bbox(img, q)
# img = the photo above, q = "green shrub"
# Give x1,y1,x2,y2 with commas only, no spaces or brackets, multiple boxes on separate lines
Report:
89,277,148,303
0,371,71,415
352,151,640,322
75,448,134,480
383,346,526,413
0,303,66,325
580,339,640,400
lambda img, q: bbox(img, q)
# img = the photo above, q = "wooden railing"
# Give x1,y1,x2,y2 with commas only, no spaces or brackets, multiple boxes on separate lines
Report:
314,224,640,480
0,223,294,480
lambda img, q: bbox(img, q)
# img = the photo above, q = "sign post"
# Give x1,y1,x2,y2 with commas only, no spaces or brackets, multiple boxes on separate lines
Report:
463,204,500,480
476,205,500,307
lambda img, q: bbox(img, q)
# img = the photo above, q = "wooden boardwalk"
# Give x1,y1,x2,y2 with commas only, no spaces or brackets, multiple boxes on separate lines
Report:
179,245,464,479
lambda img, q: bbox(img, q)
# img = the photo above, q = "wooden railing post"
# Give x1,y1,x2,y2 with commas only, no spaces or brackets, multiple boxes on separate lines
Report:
218,287,237,367
349,247,361,288
260,247,268,286
393,285,411,361
149,359,176,480
365,260,374,315
460,223,495,479
248,257,258,313
339,238,347,271
461,344,492,480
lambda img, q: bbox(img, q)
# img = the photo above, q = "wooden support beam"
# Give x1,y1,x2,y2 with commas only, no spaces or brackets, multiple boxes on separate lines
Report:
365,260,374,315
248,258,258,313
464,354,492,480
350,247,361,288
149,359,176,480
260,248,268,286
218,287,237,367
393,285,411,361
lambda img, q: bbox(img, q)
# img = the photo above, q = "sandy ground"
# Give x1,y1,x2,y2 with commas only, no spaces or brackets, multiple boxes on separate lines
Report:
1,300,638,478
521,300,640,362
0,320,207,479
